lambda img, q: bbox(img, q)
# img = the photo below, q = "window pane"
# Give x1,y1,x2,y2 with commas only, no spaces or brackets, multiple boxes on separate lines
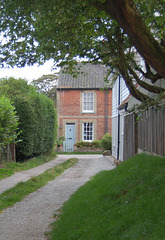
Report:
83,122,93,141
83,92,94,112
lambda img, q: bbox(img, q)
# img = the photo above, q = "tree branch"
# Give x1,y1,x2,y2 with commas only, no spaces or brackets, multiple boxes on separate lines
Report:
144,62,163,83
116,28,153,103
128,66,165,94
101,0,165,78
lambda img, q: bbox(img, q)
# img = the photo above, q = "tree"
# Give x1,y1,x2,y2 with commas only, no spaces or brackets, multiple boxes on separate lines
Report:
0,0,164,102
99,0,165,78
31,74,58,103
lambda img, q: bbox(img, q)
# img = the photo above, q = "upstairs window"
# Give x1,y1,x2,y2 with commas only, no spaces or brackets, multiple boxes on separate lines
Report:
82,122,94,141
82,92,94,113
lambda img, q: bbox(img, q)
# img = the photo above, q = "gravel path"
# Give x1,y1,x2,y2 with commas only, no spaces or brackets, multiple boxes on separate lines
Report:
0,155,115,240
0,156,68,195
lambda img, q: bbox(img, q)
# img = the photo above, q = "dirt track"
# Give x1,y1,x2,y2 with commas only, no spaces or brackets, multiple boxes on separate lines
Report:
0,155,115,240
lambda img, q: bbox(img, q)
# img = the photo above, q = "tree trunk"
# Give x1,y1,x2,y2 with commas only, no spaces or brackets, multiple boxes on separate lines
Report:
7,144,10,161
10,143,16,161
102,0,165,78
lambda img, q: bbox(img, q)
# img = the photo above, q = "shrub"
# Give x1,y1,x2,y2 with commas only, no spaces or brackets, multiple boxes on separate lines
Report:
56,136,65,147
90,140,101,148
75,140,101,148
100,133,111,150
75,141,83,148
75,141,91,148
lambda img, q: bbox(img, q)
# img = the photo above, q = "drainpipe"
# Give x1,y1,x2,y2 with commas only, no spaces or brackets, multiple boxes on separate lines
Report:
117,75,120,160
105,91,107,134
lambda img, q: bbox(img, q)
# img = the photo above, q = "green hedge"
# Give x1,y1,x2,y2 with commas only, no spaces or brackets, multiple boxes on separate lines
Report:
0,96,19,147
0,78,57,161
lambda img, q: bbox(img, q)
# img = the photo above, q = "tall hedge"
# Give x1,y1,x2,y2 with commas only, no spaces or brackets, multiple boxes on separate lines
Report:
0,95,19,147
0,78,57,161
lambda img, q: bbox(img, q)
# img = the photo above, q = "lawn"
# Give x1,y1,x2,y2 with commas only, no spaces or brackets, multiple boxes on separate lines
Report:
58,152,102,155
48,154,165,240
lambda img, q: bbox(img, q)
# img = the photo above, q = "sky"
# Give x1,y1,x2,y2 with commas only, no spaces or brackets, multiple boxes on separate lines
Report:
0,60,59,83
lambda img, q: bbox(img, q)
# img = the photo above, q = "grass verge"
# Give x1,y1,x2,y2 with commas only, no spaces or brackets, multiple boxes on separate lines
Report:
58,152,102,155
48,154,165,240
0,151,57,180
0,158,78,211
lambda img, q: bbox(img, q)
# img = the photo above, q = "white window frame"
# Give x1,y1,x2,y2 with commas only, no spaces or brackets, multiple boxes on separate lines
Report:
82,122,94,142
82,92,94,113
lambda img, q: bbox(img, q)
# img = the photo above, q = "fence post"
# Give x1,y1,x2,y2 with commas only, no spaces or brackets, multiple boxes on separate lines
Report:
134,113,138,155
7,144,10,161
10,143,16,161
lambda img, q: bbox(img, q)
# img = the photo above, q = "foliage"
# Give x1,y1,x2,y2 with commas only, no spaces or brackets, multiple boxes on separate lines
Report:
75,141,91,148
31,74,58,103
75,140,101,148
48,154,165,240
130,92,165,114
100,133,111,150
0,1,164,103
0,78,33,98
56,136,65,147
0,78,57,161
0,95,19,147
0,158,78,211
91,140,101,148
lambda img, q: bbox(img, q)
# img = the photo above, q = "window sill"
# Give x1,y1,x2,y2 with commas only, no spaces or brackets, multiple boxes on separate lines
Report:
82,111,95,114
82,140,93,142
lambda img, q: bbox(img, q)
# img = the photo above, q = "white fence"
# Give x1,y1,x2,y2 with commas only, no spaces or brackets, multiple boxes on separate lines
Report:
63,140,74,152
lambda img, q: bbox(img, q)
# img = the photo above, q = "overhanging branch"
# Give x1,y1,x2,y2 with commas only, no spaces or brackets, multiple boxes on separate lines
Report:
116,28,153,103
128,66,165,94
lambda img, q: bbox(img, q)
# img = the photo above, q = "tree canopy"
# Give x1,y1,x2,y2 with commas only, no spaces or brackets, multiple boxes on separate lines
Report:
0,0,164,102
31,74,58,103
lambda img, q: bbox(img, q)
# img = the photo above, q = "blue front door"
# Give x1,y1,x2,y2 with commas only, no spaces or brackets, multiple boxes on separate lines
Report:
65,123,75,143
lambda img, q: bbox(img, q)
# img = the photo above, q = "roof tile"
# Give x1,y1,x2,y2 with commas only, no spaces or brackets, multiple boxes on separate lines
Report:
58,63,110,89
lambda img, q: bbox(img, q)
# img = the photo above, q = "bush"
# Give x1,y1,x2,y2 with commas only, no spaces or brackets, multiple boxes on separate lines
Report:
56,136,65,147
75,140,101,148
0,78,57,161
90,140,101,148
100,133,111,150
75,141,91,148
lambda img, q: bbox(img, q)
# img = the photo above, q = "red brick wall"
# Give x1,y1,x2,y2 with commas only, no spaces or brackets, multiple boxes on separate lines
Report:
58,90,81,116
57,89,112,142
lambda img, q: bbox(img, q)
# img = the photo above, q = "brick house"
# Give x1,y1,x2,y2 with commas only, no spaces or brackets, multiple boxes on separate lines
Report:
57,63,112,147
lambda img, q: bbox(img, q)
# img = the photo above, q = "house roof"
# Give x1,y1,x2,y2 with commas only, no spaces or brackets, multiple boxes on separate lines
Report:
57,63,111,89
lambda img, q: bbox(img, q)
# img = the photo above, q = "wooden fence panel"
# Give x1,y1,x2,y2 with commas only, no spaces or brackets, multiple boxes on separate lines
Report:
137,107,165,156
123,107,165,160
0,143,16,162
123,113,137,160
